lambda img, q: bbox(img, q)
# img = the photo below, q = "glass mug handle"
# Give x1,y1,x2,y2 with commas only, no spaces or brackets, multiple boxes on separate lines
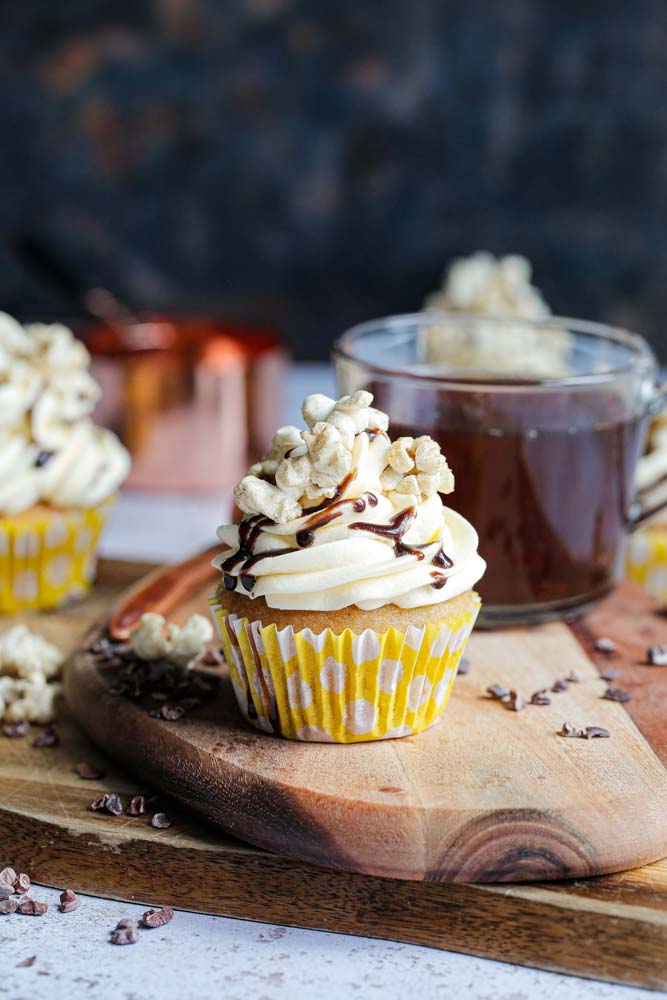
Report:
632,375,667,528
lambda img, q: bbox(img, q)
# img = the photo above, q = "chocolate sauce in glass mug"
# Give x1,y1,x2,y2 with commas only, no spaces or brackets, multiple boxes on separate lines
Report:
333,314,667,626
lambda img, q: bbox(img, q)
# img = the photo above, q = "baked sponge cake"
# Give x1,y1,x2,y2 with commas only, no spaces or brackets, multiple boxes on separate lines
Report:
210,390,485,742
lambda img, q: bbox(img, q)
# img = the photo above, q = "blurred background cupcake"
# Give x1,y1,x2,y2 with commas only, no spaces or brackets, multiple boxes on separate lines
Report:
0,312,130,611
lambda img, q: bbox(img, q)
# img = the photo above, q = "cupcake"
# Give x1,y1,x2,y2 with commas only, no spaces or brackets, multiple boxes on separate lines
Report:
210,390,485,742
0,313,130,611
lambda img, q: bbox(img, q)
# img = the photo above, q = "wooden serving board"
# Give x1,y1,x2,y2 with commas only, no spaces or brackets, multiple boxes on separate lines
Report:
2,560,667,990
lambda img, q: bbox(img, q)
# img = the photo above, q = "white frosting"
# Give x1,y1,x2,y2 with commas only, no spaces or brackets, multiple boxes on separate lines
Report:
216,397,485,612
0,314,130,514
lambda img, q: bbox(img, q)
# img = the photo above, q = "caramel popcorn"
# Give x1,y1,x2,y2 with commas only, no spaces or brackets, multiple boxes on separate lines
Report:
0,626,64,724
3,675,62,725
233,391,454,523
235,475,303,522
0,625,63,680
425,252,550,319
129,612,214,668
382,434,454,501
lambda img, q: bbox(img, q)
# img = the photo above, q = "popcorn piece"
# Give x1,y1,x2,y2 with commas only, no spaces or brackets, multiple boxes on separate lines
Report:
0,625,64,724
4,675,62,724
381,434,454,500
380,466,402,490
0,625,64,680
394,475,420,496
275,454,312,497
387,437,415,474
250,425,304,480
129,613,170,661
426,252,550,320
0,676,17,717
235,475,302,523
168,614,214,668
302,394,335,429
130,612,214,667
302,423,352,490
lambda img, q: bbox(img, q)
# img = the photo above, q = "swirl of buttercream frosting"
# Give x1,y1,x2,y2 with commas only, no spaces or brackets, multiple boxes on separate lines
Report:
0,314,130,514
215,393,485,611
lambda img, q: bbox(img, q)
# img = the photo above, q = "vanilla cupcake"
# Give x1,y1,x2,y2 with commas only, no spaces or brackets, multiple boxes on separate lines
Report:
210,390,485,742
0,313,130,611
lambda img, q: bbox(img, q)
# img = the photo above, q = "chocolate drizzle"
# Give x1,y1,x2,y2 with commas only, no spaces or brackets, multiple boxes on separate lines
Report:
296,491,377,547
350,508,422,558
432,547,454,569
431,573,447,589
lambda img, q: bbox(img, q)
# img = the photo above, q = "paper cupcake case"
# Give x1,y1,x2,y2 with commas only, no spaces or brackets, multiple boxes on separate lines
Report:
209,593,481,743
626,527,667,602
0,498,114,613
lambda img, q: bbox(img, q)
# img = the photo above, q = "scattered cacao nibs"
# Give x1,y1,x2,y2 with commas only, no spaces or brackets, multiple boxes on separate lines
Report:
75,761,105,780
32,727,59,748
583,726,611,739
16,955,36,967
34,449,54,468
0,898,17,914
647,645,667,666
104,793,123,816
151,813,172,830
603,687,631,703
141,905,174,928
457,657,472,676
503,690,525,712
594,637,617,654
3,721,30,738
0,866,17,888
14,873,30,894
90,795,109,812
558,722,610,739
600,667,620,681
59,889,80,913
127,795,146,817
486,683,509,701
110,919,138,945
158,705,185,722
17,897,48,915
566,670,582,683
551,678,569,693
530,689,552,706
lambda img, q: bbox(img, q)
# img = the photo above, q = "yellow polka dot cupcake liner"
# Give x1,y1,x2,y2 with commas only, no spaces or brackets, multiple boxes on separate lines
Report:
0,498,114,613
626,527,667,602
209,593,481,743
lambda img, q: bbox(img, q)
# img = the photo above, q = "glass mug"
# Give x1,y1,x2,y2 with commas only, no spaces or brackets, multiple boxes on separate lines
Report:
333,313,665,627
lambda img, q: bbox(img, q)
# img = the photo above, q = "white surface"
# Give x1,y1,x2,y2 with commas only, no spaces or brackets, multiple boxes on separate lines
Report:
0,884,657,1000
4,363,662,1000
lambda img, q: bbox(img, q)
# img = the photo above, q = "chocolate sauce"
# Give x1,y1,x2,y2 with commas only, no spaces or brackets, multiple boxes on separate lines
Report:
433,548,454,569
350,508,423,558
296,492,376,547
370,380,648,609
431,573,447,589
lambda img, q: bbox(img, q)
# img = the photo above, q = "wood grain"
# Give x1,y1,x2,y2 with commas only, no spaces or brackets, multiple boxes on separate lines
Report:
64,563,667,884
2,560,667,989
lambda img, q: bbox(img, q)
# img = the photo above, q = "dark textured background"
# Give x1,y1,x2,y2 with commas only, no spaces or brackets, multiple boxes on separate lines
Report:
1,0,666,358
